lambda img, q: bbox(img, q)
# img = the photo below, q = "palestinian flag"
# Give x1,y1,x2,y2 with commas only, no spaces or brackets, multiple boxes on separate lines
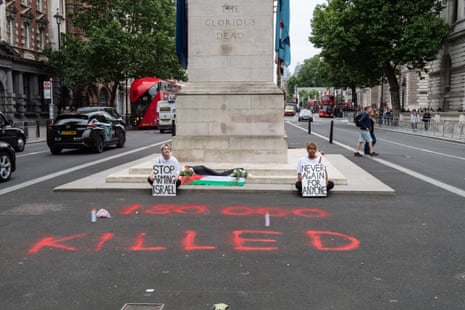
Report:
180,166,247,187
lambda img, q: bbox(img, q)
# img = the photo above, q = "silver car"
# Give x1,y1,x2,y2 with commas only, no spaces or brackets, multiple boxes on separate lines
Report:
298,109,313,122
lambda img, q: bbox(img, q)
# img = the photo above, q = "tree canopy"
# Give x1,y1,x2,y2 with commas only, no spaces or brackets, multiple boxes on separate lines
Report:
310,0,450,116
286,55,329,100
46,0,186,105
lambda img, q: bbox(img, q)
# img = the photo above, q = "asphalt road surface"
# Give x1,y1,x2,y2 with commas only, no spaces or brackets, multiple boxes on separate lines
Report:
1,119,464,309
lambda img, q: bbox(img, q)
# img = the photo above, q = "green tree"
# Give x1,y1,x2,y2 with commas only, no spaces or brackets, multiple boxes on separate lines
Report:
287,55,329,99
46,0,186,105
310,0,450,118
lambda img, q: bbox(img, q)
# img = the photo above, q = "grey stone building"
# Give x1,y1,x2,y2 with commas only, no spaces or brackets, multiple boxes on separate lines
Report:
429,0,465,112
357,0,465,113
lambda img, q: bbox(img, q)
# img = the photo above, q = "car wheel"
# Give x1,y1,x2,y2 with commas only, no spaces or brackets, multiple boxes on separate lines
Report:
116,129,125,147
50,147,62,154
93,135,104,153
0,152,12,182
15,136,25,152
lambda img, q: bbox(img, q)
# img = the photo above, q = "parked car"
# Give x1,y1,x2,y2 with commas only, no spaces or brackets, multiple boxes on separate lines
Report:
298,109,313,122
0,112,26,152
284,105,296,116
0,141,16,182
47,111,126,154
76,106,125,125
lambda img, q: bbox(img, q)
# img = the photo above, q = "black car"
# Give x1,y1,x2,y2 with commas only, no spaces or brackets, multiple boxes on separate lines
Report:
0,112,26,152
0,141,16,182
76,106,126,125
47,111,126,154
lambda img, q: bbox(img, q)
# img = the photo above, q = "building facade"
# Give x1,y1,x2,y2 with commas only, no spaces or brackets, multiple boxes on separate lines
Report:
429,0,465,112
0,0,121,122
357,0,465,113
0,0,56,119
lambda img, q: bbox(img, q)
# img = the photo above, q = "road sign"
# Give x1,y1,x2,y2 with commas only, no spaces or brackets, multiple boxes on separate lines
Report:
43,81,51,99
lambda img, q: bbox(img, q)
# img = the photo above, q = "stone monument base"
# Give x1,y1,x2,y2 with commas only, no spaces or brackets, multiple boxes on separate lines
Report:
172,82,288,164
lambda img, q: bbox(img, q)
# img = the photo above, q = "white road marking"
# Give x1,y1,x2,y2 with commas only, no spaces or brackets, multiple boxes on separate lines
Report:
17,151,49,158
377,138,465,161
0,140,171,196
288,121,465,198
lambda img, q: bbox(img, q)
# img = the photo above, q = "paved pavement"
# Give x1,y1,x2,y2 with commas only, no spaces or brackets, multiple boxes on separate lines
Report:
54,150,395,195
27,119,464,195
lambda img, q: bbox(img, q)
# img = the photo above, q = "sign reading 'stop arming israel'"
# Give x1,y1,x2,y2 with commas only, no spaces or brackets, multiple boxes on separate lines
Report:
152,165,176,196
301,164,327,197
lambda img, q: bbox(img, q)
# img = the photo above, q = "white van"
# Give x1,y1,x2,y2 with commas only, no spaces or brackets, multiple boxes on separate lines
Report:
157,100,176,133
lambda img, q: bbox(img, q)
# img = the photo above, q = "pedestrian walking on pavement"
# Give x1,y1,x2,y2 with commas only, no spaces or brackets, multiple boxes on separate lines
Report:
354,107,378,157
295,142,334,196
410,110,420,132
364,108,377,155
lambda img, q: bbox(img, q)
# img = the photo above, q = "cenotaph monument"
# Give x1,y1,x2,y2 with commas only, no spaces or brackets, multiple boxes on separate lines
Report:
172,0,288,163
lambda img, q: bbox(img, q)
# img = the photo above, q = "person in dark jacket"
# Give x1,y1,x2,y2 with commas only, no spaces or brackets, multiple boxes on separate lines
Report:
422,109,432,130
364,108,377,154
354,107,378,157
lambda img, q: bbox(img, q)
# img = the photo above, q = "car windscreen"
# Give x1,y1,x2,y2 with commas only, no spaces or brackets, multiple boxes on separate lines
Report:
0,113,7,126
53,115,89,126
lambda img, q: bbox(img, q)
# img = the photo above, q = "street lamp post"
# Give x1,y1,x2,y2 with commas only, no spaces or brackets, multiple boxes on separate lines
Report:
54,9,64,112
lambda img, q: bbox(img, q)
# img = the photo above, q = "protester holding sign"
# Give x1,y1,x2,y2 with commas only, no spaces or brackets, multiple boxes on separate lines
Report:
295,142,334,197
147,143,181,191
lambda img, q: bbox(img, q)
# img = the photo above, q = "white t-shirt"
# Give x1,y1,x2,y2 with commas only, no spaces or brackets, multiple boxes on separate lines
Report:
297,154,325,175
153,156,181,175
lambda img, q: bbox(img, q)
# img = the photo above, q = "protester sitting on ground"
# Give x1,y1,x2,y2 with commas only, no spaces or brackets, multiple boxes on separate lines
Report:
147,143,181,188
295,142,334,196
354,106,378,157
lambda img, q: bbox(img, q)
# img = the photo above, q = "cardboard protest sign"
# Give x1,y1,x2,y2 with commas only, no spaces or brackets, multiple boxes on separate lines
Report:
152,164,176,196
301,163,327,197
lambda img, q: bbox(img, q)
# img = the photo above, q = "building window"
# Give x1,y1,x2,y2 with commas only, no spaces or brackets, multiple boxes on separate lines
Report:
23,22,32,49
37,29,44,51
452,0,458,23
36,0,43,12
7,19,15,46
21,0,32,7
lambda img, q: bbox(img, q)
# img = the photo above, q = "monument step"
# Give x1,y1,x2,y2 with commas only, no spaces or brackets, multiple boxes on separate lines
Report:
105,174,295,185
105,153,348,186
105,173,347,185
128,166,297,177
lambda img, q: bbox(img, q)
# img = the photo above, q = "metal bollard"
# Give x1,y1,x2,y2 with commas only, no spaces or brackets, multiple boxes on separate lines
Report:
329,120,334,144
308,119,312,134
23,122,29,138
36,120,40,137
172,119,176,137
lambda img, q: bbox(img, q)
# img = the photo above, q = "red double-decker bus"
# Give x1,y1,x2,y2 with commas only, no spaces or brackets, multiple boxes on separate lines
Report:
319,94,335,118
130,77,181,128
306,99,320,113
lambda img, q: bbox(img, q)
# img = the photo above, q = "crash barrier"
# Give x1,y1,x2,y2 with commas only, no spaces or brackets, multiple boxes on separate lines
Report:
394,120,465,141
13,120,41,139
341,112,465,141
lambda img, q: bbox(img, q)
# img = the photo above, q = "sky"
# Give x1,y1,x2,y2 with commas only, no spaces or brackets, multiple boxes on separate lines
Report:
289,0,325,73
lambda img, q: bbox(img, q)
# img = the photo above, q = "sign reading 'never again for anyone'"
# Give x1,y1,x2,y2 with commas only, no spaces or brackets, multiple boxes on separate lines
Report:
152,165,176,196
302,164,327,197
